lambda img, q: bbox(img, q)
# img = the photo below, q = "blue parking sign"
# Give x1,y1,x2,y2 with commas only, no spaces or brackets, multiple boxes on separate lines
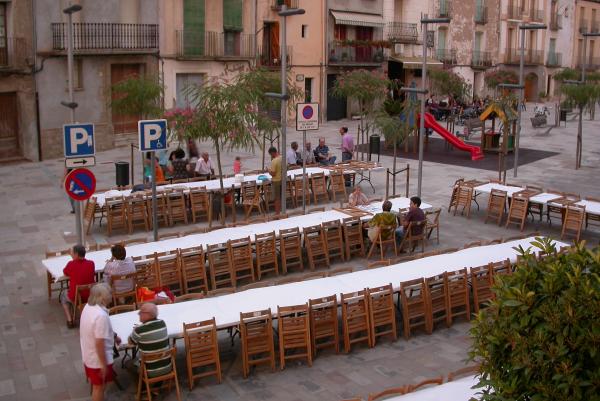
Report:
138,119,167,152
63,124,95,157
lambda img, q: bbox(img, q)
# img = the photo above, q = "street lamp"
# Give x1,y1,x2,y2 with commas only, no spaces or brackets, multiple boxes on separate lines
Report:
513,23,546,178
563,79,584,169
410,15,450,198
275,5,305,214
62,3,84,245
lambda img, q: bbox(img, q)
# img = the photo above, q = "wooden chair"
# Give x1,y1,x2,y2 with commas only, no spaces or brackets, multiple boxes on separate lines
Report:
277,304,312,369
367,386,409,401
240,309,276,378
110,272,137,306
255,231,279,280
241,181,265,219
447,365,480,381
106,196,127,236
148,190,171,228
73,283,95,323
126,193,150,234
399,220,427,253
178,246,209,295
45,248,71,300
155,253,183,295
367,225,397,259
425,208,441,244
484,188,507,225
135,258,160,290
367,284,397,345
546,192,567,225
327,267,354,276
463,241,482,249
470,265,493,313
505,195,529,231
584,196,600,229
279,227,304,274
303,225,330,270
136,348,181,401
340,290,373,353
293,174,311,208
425,274,450,330
452,185,474,217
447,178,465,213
84,197,103,234
189,188,211,226
489,258,512,277
367,260,391,269
206,244,234,289
399,278,431,339
183,318,222,389
310,172,329,204
322,220,345,263
561,204,585,242
166,189,188,226
328,171,347,202
308,295,339,356
174,293,204,303
228,237,255,287
108,304,135,315
445,269,470,325
408,376,444,392
342,216,365,259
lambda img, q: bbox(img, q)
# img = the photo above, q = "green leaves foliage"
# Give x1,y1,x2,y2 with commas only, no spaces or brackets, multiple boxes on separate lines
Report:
484,69,519,89
110,74,163,119
330,69,391,114
469,239,600,401
428,69,472,103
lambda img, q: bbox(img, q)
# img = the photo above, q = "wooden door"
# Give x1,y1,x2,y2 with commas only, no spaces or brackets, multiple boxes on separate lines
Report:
355,27,373,62
111,63,142,134
0,92,20,159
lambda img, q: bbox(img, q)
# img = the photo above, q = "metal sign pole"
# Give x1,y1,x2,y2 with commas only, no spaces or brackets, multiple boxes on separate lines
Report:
151,151,158,241
302,130,307,214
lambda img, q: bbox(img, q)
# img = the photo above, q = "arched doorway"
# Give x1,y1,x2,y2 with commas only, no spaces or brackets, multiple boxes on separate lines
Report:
524,72,538,102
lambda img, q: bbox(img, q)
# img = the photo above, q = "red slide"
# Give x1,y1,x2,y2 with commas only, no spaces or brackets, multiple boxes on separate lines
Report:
419,112,484,161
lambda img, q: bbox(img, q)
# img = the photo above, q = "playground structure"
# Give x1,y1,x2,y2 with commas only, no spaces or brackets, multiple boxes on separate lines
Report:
478,102,518,154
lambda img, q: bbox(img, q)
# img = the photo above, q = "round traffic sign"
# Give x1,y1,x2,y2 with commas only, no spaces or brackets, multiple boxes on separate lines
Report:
302,105,314,120
65,168,96,201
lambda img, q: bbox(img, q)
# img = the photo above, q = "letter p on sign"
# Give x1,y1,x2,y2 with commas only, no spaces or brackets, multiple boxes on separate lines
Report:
63,123,95,157
138,119,167,152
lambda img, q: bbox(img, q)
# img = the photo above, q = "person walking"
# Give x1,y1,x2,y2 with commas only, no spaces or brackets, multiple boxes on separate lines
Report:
267,147,282,215
79,283,120,401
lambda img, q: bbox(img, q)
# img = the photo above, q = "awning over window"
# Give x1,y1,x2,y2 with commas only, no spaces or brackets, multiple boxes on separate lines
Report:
389,56,443,70
330,10,384,28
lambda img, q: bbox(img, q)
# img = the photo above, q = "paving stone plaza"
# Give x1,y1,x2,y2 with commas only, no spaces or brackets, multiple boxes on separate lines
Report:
0,105,599,401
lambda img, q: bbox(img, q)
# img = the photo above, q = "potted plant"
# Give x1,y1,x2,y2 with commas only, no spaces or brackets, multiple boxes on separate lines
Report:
373,49,384,62
341,52,349,61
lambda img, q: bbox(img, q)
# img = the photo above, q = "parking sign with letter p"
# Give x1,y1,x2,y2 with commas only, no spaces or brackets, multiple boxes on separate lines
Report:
138,119,167,152
63,123,95,157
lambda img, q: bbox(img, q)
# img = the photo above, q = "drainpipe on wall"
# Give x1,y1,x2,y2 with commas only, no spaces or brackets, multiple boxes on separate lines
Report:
32,0,42,161
322,0,328,122
254,0,258,65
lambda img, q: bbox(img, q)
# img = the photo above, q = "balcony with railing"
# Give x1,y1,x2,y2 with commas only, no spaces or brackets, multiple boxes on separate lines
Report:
271,0,299,11
328,41,386,65
550,14,562,30
437,0,451,18
387,22,418,43
592,20,600,33
546,52,562,67
51,23,158,53
176,31,255,59
475,5,488,24
0,37,31,70
471,51,492,68
579,20,589,34
257,45,292,67
507,3,521,19
504,48,544,64
530,9,544,22
577,57,600,70
436,48,457,65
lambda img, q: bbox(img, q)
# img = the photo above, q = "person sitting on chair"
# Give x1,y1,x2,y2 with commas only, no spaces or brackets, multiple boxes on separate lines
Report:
103,244,135,295
348,186,369,207
395,196,426,246
61,244,95,328
364,200,397,243
314,138,337,165
128,303,171,378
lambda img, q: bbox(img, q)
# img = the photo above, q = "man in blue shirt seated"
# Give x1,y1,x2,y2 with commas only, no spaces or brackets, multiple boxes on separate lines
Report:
314,137,337,165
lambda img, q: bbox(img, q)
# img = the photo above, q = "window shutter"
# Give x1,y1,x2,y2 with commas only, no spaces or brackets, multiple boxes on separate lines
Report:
223,0,243,31
183,0,205,55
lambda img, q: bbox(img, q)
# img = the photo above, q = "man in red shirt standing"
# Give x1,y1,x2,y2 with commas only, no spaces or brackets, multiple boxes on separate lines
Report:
61,244,95,328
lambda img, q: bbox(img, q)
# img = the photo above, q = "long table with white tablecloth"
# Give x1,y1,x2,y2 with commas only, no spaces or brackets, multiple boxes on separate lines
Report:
42,197,430,280
385,376,478,401
109,237,565,341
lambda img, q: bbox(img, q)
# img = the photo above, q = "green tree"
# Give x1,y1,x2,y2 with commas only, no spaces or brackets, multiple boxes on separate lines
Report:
470,239,600,401
110,74,164,119
331,69,392,159
484,69,518,89
429,69,472,103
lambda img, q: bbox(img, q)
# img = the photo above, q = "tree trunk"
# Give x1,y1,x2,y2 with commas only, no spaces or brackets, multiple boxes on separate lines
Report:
214,138,227,224
261,130,266,170
576,105,583,169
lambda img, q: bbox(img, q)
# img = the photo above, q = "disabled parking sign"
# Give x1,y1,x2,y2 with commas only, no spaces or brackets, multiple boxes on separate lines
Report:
65,168,96,201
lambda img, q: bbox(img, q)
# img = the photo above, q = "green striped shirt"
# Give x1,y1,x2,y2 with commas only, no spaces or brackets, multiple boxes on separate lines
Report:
130,319,171,377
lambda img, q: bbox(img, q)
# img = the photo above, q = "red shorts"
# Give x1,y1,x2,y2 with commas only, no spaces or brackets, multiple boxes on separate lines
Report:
84,364,114,386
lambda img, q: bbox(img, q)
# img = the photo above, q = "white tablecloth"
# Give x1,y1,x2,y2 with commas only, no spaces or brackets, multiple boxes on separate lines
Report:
109,237,565,341
473,183,524,197
575,199,600,216
357,198,433,219
42,210,353,279
385,376,478,401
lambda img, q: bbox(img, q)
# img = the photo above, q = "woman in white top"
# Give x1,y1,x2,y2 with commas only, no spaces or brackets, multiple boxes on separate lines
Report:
348,186,369,207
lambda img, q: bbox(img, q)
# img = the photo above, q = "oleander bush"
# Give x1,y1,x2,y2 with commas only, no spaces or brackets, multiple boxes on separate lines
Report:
470,238,600,401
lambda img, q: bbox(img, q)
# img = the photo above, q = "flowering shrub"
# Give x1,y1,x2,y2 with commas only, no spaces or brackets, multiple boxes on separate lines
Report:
484,69,519,89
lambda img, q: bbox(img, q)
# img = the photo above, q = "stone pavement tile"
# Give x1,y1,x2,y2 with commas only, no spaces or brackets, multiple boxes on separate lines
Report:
19,337,36,351
28,374,47,391
0,380,16,398
39,351,58,367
